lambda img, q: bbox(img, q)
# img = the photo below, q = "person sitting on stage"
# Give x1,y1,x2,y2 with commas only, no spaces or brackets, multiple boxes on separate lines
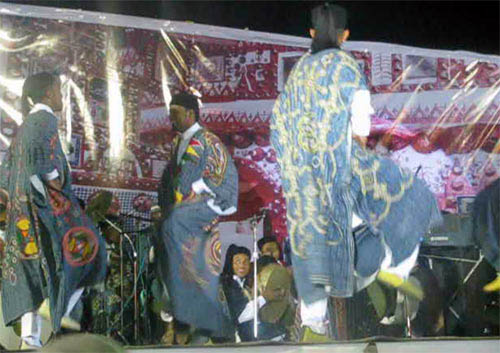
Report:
83,191,136,344
258,236,285,266
473,178,500,292
0,72,107,349
258,238,298,300
221,244,286,342
256,255,296,340
271,4,442,342
156,92,238,340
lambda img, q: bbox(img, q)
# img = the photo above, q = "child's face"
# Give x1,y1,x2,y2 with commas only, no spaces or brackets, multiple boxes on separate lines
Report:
232,253,250,278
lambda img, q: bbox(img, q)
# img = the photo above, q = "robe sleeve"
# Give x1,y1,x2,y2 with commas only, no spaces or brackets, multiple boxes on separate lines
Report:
0,151,11,190
158,160,175,215
0,153,10,208
350,90,374,137
337,55,371,134
32,112,61,178
199,132,238,215
158,138,180,215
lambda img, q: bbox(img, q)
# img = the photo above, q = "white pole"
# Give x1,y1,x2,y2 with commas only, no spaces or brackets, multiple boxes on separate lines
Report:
251,215,259,339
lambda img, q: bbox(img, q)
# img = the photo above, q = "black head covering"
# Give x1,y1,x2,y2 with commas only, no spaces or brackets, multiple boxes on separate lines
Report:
221,244,251,278
170,92,200,121
21,72,59,117
310,2,348,53
257,236,279,251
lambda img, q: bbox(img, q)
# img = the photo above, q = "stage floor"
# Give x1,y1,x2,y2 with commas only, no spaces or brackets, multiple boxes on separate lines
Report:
127,338,499,353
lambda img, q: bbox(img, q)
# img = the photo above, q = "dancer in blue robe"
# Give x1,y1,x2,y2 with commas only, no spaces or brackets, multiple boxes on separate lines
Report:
271,4,441,340
157,93,238,339
0,72,106,348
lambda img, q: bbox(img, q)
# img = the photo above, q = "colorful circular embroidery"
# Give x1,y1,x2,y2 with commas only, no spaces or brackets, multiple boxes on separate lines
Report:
62,226,99,267
204,230,222,275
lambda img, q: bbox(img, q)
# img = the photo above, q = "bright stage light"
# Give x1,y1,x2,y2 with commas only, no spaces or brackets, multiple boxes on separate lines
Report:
68,79,97,160
0,30,29,42
160,62,172,110
0,98,22,125
160,30,188,89
0,75,23,96
61,75,72,148
106,52,125,162
0,132,10,147
0,35,58,53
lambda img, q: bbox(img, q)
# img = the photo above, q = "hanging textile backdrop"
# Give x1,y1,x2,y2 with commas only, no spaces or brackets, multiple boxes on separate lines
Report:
0,4,498,243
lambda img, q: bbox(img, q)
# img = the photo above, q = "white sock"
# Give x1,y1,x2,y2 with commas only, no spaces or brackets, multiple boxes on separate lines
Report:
383,244,420,280
64,287,84,317
21,312,42,347
300,298,328,335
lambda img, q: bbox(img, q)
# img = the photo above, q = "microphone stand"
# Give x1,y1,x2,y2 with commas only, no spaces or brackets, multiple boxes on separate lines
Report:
95,211,139,344
249,210,267,339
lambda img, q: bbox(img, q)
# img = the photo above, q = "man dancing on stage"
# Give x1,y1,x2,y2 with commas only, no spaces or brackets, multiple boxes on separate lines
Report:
271,3,442,341
0,72,107,349
473,178,500,292
157,92,238,340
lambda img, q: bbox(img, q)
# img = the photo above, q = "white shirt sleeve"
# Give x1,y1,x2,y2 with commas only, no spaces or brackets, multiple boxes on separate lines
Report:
192,178,216,197
45,169,59,181
300,298,329,335
238,296,266,324
207,199,237,216
350,90,374,137
192,178,237,216
352,212,364,228
30,175,46,198
29,169,60,200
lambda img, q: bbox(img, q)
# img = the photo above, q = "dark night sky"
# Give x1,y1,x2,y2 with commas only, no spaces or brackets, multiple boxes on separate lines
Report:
3,1,500,54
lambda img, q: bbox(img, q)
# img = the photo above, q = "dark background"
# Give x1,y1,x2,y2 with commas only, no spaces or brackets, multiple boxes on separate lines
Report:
2,1,499,54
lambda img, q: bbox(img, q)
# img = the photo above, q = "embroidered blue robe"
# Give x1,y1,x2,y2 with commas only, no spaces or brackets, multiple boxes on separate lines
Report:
0,110,106,331
271,49,441,303
473,178,499,271
157,128,238,337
